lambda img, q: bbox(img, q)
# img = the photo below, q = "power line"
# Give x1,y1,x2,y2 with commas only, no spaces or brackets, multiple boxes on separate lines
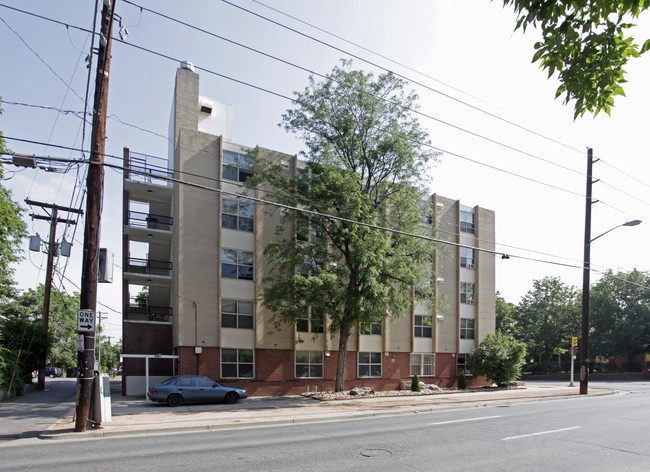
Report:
3,6,647,214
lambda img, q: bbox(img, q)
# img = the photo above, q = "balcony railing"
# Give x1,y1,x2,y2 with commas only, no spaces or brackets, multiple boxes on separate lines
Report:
125,302,173,322
125,257,172,277
127,211,173,231
126,155,173,186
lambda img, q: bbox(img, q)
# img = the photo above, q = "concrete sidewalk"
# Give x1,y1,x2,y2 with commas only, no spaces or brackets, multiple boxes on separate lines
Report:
41,383,615,440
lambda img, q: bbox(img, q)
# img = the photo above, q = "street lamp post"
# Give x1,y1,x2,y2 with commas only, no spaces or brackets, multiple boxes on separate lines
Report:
580,214,642,395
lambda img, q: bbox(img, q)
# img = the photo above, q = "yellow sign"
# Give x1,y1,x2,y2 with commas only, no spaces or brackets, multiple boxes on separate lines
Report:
646,353,650,362
571,337,578,347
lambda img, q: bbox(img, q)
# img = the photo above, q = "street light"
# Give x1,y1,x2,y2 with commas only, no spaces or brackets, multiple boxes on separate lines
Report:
579,219,642,395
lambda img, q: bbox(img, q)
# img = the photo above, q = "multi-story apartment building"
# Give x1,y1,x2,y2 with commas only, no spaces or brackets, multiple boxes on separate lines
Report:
121,64,496,396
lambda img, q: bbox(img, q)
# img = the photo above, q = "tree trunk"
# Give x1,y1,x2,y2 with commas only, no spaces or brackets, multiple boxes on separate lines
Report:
335,328,350,392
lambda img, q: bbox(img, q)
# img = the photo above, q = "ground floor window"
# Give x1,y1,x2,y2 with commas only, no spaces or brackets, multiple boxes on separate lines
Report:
221,348,254,378
295,350,323,378
457,353,471,375
410,353,434,376
358,351,382,377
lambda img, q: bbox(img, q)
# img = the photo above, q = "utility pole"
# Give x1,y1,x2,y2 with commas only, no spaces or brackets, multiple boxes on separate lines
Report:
580,148,595,395
75,0,116,432
26,200,81,391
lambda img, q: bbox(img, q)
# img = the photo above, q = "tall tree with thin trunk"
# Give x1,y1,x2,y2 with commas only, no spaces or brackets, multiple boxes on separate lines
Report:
252,61,439,391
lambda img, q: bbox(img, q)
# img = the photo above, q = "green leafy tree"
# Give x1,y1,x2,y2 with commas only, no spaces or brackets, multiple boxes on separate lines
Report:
0,98,28,301
0,317,50,395
501,1,650,118
252,61,438,391
495,291,517,336
0,285,79,374
99,336,122,374
468,332,527,386
590,269,650,363
514,277,580,365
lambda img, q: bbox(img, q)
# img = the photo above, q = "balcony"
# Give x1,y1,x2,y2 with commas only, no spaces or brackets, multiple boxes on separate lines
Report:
125,301,173,323
127,211,173,231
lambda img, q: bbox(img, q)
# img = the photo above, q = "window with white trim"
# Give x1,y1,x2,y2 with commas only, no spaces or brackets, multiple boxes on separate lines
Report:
295,350,323,378
460,318,475,339
221,348,254,378
410,353,434,376
222,150,253,182
414,315,432,338
457,353,471,375
222,199,254,232
460,210,475,234
358,352,382,377
221,299,254,329
460,282,475,304
297,311,323,333
460,247,475,269
221,249,254,280
360,322,382,335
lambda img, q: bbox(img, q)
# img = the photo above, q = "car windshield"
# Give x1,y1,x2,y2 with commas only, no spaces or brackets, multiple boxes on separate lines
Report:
161,376,179,385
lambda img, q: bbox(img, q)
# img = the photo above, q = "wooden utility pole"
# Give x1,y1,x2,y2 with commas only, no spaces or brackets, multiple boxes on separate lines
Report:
75,0,115,432
26,200,81,391
580,148,594,395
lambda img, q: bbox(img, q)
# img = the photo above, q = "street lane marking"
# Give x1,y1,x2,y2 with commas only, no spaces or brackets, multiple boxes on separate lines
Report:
502,426,580,441
429,415,503,425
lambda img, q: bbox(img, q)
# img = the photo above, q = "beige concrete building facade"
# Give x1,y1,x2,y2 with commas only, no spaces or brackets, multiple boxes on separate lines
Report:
121,65,496,396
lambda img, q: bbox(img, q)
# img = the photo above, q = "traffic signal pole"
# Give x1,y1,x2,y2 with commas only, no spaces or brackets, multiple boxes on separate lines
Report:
75,0,115,432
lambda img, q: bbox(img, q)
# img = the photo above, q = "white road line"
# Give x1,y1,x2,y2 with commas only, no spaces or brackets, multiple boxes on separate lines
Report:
502,426,580,441
429,415,503,425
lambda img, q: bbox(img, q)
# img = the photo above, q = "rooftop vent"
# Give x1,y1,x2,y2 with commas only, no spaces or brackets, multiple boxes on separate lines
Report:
180,61,195,72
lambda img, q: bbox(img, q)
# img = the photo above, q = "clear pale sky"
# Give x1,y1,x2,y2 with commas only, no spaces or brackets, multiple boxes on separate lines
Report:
2,1,649,342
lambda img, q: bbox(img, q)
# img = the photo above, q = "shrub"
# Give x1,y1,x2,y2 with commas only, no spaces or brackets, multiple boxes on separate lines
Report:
411,374,421,392
457,371,467,389
468,332,527,387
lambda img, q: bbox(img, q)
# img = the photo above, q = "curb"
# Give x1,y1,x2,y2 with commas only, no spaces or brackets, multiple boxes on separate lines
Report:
38,388,617,440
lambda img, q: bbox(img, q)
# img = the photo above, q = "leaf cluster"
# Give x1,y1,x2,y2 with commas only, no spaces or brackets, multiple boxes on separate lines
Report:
502,0,650,117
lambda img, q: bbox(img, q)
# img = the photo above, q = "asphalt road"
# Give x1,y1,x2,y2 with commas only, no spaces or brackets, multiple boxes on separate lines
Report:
1,381,649,471
0,377,75,441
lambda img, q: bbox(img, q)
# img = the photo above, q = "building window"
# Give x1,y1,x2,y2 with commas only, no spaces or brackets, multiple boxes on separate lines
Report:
460,247,475,269
460,318,475,339
358,352,382,377
410,353,434,376
420,201,433,225
460,282,475,304
297,312,324,333
295,351,323,378
221,299,254,329
360,322,382,335
457,353,471,375
414,315,432,338
296,219,323,243
222,199,254,232
221,249,254,280
460,210,475,234
222,150,253,182
221,348,254,378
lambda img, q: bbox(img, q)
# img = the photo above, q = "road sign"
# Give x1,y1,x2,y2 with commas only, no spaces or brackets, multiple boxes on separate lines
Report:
77,309,96,332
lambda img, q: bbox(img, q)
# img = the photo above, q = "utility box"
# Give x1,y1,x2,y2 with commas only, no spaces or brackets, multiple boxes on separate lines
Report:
98,248,114,283
91,373,112,424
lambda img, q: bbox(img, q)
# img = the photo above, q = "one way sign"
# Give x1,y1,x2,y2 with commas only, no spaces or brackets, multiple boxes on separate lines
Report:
77,309,96,333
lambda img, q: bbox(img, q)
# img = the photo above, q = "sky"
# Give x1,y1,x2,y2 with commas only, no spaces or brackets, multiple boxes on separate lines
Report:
1,0,649,343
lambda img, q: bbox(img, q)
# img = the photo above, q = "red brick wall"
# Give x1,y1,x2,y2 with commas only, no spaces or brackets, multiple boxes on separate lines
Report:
157,347,490,396
122,322,173,376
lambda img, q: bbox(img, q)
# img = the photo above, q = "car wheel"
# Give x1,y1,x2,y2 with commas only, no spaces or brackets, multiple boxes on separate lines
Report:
50,374,55,378
167,394,183,407
224,392,238,404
